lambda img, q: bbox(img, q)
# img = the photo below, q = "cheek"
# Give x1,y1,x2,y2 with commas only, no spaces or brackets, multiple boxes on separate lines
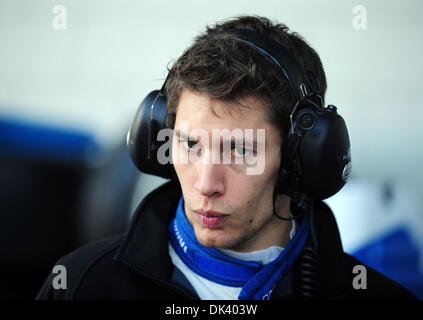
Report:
231,162,278,198
228,166,278,219
174,164,193,189
229,176,272,214
172,140,192,181
240,187,274,229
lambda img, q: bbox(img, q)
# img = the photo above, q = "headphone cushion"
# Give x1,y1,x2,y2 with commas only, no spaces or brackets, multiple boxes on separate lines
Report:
127,90,174,179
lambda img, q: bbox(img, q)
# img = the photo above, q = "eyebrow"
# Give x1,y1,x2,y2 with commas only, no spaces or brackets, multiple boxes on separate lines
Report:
174,129,262,148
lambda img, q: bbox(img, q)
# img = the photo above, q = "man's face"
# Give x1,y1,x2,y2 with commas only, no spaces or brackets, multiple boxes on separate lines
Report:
172,88,290,252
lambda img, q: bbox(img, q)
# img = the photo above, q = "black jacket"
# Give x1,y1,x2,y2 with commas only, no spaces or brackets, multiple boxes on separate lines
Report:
36,180,416,300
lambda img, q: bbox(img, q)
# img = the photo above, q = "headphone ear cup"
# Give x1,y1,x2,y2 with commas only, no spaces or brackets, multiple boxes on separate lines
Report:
297,106,351,199
277,105,351,200
127,90,174,179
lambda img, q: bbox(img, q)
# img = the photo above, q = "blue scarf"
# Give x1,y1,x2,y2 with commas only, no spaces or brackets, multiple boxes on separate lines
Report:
168,196,309,300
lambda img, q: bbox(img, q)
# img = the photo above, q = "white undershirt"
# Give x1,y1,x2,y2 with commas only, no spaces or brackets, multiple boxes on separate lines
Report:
169,218,296,300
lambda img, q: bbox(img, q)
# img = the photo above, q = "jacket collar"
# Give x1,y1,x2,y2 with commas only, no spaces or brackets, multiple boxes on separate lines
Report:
114,180,350,299
114,180,182,283
282,200,351,299
308,200,350,299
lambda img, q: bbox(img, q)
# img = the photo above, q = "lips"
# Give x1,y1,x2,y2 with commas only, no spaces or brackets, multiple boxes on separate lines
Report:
193,209,229,228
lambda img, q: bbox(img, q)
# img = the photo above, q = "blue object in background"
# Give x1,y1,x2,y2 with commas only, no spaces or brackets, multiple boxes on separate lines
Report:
0,117,103,162
0,116,105,299
352,227,423,299
326,180,423,300
0,116,136,299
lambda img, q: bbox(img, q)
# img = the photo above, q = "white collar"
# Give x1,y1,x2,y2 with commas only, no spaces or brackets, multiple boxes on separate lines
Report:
217,216,297,265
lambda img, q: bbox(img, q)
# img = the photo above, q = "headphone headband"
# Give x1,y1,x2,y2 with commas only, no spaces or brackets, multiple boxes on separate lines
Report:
221,28,319,100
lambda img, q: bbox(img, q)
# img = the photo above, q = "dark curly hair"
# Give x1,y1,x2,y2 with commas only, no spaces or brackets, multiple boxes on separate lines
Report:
164,15,327,142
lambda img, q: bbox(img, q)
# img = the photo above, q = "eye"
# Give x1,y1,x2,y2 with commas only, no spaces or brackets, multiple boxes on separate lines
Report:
181,140,200,150
232,147,253,157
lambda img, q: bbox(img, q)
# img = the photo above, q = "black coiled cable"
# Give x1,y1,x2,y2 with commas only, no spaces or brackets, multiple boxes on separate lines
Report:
273,190,319,299
297,245,318,299
297,197,318,300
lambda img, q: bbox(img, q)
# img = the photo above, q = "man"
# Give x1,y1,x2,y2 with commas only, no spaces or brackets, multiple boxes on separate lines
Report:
36,15,415,300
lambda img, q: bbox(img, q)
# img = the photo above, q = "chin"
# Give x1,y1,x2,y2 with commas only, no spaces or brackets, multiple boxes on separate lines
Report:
195,229,229,248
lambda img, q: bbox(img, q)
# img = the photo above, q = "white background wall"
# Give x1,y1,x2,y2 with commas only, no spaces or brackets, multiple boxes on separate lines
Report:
1,0,422,205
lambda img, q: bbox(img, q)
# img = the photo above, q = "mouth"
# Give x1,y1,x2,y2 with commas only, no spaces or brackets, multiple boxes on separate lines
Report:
193,209,229,228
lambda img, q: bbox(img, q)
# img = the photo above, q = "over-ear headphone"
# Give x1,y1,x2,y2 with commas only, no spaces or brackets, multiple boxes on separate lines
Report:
127,28,352,200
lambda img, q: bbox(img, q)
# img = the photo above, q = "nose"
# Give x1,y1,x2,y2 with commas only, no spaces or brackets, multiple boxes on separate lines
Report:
194,162,225,198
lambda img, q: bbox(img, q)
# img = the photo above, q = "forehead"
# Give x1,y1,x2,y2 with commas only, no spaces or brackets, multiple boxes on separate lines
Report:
175,89,275,132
